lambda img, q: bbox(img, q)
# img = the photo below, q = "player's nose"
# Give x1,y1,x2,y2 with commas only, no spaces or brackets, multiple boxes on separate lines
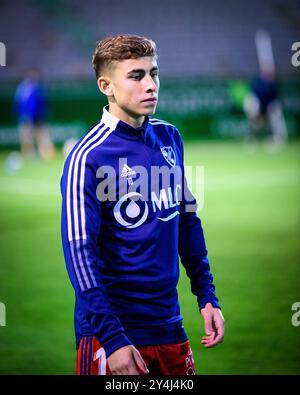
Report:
144,75,158,92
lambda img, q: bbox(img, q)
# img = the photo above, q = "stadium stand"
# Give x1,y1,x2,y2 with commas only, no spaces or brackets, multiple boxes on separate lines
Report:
0,0,299,80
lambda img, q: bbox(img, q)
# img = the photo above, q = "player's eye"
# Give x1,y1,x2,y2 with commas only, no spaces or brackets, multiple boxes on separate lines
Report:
130,74,142,80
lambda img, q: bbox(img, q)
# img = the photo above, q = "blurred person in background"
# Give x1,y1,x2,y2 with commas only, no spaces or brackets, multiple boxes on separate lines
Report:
243,30,288,147
13,69,55,160
244,67,288,146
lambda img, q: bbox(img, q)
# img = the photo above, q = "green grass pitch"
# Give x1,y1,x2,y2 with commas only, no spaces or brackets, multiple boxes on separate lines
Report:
0,140,299,374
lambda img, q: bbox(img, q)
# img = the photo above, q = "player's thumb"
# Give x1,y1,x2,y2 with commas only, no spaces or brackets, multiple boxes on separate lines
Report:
132,348,149,374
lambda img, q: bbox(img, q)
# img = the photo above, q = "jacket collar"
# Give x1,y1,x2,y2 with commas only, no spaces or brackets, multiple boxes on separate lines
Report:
101,105,149,140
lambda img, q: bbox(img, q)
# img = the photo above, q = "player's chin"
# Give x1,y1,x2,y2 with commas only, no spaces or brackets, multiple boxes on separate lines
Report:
141,103,157,115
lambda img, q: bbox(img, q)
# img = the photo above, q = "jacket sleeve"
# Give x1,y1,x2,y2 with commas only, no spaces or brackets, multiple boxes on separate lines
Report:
177,135,221,310
61,151,132,357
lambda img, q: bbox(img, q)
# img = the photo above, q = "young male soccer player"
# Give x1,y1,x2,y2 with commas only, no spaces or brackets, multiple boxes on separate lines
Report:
61,34,224,375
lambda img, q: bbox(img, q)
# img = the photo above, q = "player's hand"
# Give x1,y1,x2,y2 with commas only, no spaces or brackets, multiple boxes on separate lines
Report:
107,345,149,375
200,302,225,348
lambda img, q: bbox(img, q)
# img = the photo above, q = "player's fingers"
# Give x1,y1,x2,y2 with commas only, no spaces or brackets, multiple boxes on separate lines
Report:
201,336,215,345
132,348,149,374
115,365,134,375
112,368,123,375
201,338,213,344
110,361,140,375
203,333,224,348
201,333,214,340
127,366,142,375
201,328,216,341
216,317,225,334
119,360,139,375
201,329,218,345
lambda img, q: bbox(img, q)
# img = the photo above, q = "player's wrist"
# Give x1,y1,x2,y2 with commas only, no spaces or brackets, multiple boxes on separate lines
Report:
100,332,132,358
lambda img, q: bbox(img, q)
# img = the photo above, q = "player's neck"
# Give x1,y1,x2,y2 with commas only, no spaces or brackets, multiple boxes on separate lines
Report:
108,104,145,129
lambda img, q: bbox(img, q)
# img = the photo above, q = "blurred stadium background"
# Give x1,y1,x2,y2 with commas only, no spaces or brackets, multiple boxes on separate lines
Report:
0,0,299,374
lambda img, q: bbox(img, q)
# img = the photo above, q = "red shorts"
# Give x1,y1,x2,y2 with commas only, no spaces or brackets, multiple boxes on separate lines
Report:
76,336,196,375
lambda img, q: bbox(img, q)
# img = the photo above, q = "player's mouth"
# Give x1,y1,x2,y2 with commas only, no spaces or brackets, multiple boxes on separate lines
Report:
142,97,157,103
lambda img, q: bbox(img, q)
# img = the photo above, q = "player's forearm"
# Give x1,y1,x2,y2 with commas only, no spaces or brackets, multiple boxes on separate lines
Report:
181,251,221,309
179,212,220,310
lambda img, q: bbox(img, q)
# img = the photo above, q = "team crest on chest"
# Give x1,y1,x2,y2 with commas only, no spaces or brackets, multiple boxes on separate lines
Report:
160,146,176,167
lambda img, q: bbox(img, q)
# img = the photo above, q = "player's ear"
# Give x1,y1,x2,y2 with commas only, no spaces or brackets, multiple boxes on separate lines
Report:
97,76,113,97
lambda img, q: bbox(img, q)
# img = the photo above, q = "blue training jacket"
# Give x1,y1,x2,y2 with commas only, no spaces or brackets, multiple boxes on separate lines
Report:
61,106,220,358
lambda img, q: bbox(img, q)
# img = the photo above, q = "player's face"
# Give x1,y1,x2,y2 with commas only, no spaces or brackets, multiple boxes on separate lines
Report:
107,57,159,124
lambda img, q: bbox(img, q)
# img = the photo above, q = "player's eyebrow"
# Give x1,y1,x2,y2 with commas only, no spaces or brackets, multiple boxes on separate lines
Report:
127,66,159,75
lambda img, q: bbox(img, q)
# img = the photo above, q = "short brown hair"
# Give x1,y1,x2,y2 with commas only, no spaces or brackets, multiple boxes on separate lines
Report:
92,34,157,79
